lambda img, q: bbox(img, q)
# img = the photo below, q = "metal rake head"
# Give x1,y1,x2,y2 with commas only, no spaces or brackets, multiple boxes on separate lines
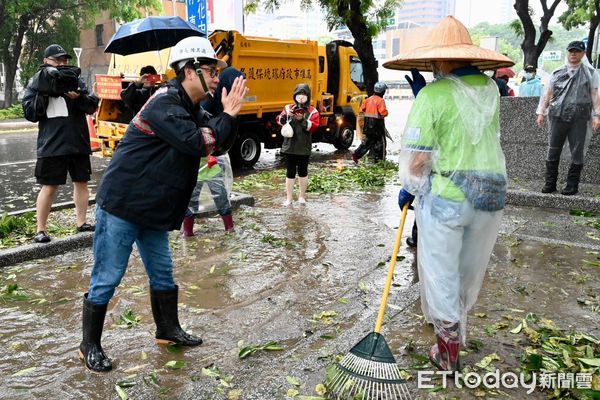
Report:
326,352,412,400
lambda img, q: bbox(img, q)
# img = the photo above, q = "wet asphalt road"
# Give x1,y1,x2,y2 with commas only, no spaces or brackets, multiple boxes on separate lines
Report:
0,130,111,213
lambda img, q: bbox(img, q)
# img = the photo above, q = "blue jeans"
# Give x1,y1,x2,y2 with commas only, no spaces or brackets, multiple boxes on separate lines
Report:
87,207,176,305
186,175,231,217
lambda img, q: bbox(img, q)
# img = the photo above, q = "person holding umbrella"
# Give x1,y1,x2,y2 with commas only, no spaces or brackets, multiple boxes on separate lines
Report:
79,36,248,373
385,16,511,372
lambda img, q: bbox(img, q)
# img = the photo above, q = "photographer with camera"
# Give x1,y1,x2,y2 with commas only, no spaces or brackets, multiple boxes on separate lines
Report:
120,65,160,115
22,44,99,243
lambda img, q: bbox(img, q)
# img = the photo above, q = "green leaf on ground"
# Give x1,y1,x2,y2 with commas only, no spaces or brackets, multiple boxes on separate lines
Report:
238,341,284,359
116,309,140,329
570,209,595,217
115,385,128,400
578,358,600,367
12,366,36,376
582,259,600,267
164,360,186,370
286,375,301,386
475,353,501,370
510,323,523,334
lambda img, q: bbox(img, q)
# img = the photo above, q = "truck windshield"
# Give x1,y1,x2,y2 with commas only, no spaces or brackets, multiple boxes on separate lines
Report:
350,56,366,90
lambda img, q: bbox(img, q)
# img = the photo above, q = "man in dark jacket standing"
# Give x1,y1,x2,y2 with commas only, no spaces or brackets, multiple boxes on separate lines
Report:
22,44,99,243
79,36,248,373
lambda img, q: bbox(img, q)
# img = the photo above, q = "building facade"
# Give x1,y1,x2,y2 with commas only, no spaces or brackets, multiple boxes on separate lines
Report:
395,0,456,27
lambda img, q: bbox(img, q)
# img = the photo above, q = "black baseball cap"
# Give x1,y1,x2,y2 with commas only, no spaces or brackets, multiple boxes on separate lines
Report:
524,64,536,72
43,44,72,59
567,40,585,52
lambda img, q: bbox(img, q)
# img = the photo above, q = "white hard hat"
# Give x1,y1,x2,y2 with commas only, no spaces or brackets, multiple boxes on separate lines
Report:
168,36,227,70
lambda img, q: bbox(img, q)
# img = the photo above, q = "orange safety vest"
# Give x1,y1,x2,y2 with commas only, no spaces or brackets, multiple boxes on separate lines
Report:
359,95,388,119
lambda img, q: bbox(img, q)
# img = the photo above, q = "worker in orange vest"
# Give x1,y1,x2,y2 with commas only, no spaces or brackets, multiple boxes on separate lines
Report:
352,82,389,163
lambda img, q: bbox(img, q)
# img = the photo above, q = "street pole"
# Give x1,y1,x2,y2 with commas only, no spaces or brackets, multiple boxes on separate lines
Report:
73,47,82,68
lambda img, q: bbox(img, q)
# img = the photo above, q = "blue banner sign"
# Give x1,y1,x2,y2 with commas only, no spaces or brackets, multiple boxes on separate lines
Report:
186,0,207,35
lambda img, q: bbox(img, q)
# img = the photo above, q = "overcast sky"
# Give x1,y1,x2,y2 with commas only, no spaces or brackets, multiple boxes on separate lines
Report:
454,0,569,27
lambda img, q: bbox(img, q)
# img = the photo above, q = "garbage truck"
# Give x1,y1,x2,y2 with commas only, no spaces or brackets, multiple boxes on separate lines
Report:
93,30,367,167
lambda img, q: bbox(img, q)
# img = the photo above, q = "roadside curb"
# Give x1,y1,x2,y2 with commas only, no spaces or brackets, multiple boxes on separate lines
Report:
0,232,94,268
0,120,37,131
506,188,600,212
0,192,255,268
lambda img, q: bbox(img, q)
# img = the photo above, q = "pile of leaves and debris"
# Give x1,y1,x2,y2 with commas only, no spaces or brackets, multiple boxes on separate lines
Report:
514,313,599,399
0,211,80,249
233,161,398,194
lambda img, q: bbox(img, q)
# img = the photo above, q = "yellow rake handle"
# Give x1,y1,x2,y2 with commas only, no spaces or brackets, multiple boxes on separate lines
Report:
374,203,410,333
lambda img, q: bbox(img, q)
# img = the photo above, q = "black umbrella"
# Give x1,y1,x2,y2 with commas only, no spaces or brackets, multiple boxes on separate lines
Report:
104,16,205,55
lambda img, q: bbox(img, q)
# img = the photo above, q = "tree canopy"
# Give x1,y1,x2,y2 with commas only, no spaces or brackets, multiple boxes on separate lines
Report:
469,20,586,72
245,0,402,95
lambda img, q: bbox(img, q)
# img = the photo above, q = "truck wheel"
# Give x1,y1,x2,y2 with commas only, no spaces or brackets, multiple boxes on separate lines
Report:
335,123,354,150
230,131,261,168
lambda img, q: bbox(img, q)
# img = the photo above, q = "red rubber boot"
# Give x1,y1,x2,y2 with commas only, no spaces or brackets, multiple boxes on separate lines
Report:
182,216,195,237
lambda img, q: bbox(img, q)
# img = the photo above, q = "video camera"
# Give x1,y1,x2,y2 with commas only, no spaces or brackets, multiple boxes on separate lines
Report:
35,65,81,97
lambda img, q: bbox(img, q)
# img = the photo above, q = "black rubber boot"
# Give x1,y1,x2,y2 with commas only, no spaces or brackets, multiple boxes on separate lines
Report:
541,160,560,193
150,285,203,346
79,294,112,372
406,221,418,248
561,163,583,196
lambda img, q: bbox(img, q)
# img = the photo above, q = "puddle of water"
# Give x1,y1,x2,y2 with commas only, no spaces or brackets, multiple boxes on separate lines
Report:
0,176,413,398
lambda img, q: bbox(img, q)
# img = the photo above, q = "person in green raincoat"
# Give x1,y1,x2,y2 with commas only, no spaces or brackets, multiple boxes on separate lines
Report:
384,16,513,372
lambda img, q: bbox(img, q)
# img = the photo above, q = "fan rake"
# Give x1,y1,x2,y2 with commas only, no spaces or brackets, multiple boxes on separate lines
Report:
326,204,412,400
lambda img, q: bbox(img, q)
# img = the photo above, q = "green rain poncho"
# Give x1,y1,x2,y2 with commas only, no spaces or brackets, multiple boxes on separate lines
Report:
398,71,507,343
399,73,507,208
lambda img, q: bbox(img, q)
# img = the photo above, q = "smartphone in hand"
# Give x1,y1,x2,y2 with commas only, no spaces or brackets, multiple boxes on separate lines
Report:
145,74,162,84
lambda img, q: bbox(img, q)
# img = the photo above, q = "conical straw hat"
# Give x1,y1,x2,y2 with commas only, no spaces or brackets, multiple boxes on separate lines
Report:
383,16,514,71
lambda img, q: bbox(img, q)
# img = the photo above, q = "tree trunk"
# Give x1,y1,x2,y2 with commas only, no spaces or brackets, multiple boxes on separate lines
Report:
3,61,17,107
345,0,378,95
2,14,28,107
514,0,561,68
587,17,599,65
587,0,600,66
350,34,378,96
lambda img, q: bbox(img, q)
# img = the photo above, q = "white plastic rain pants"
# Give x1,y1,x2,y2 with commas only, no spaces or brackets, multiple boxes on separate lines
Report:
415,192,502,343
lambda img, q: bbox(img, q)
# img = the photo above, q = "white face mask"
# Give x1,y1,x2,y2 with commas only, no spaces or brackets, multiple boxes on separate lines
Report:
295,94,308,104
524,72,534,80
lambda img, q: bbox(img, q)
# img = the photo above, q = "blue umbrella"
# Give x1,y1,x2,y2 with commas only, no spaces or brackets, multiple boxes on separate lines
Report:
105,16,205,55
